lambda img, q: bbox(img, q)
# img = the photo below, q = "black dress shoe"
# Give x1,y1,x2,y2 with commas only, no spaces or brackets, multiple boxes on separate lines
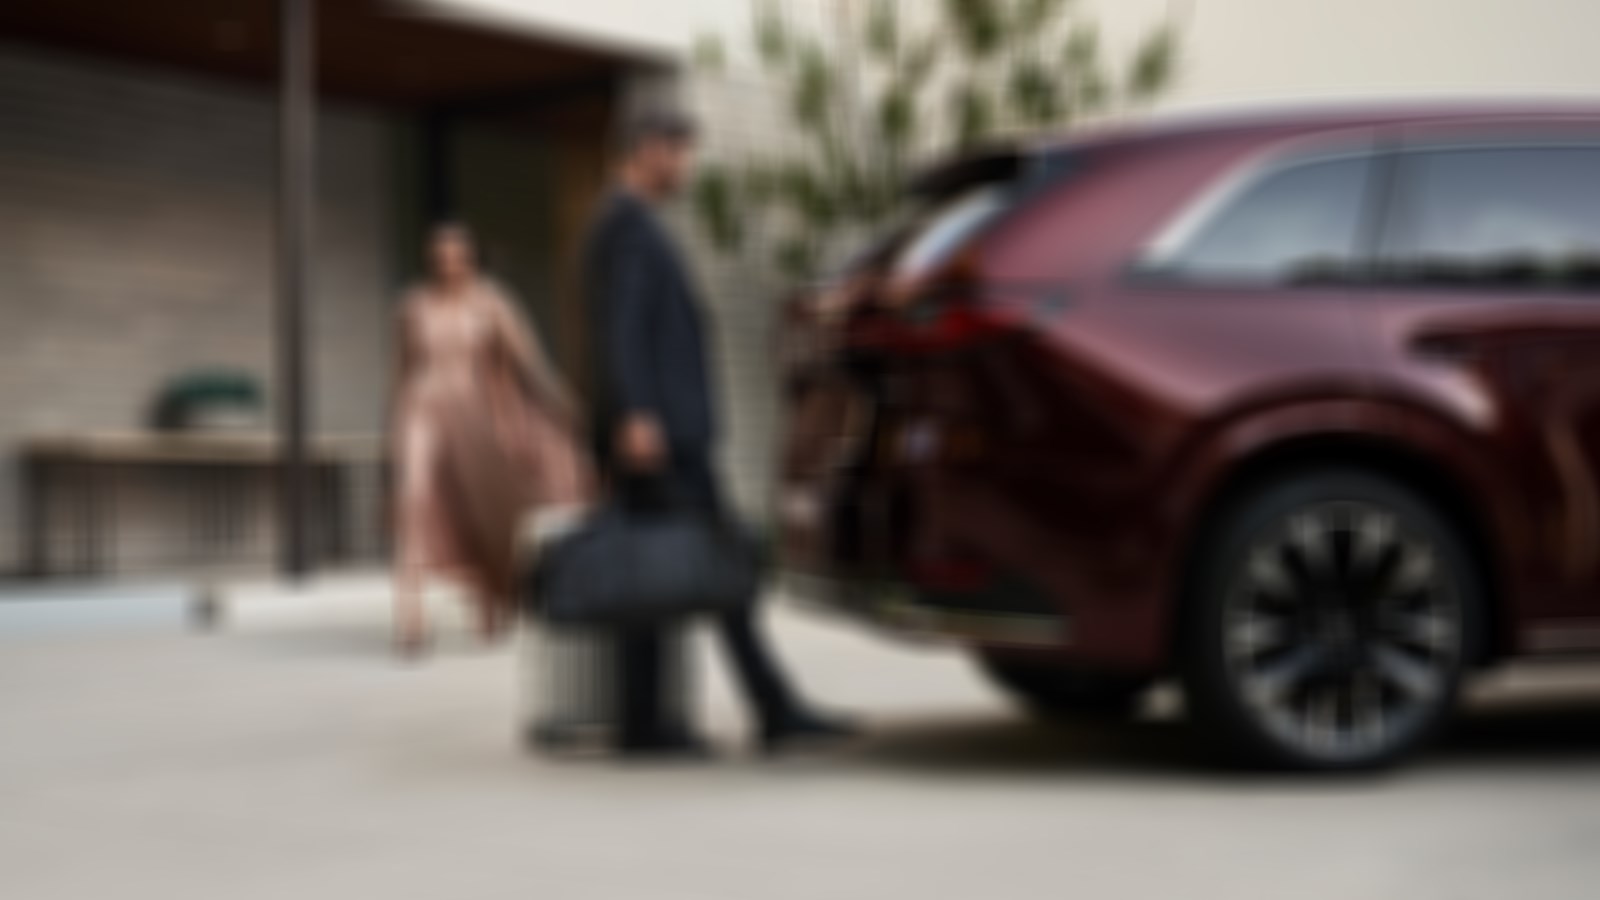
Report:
525,721,604,755
759,710,860,755
617,731,716,760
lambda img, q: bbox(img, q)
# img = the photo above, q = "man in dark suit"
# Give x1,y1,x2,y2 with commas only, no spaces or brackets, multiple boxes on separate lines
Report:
584,109,854,756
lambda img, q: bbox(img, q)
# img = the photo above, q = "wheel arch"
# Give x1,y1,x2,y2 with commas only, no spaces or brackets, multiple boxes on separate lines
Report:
1166,431,1509,668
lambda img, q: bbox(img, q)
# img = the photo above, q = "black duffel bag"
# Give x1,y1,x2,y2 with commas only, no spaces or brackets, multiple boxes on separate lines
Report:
530,503,763,626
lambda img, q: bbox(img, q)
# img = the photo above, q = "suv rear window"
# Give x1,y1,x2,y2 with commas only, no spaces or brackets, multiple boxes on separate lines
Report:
834,147,1077,278
889,187,1009,281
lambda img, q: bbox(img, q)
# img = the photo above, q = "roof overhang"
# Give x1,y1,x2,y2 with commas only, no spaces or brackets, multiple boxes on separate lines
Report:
0,0,677,106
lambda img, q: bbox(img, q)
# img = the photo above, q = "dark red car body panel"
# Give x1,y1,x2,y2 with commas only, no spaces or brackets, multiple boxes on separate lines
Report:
776,104,1600,673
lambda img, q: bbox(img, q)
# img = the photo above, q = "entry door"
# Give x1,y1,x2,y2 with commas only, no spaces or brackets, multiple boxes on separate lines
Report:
422,95,615,393
450,118,559,333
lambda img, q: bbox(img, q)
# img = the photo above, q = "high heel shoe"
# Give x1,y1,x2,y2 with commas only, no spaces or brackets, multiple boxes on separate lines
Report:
758,709,860,756
478,612,514,647
393,628,431,661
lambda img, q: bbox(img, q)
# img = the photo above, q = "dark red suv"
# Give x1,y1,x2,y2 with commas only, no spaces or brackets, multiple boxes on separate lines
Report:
776,103,1600,769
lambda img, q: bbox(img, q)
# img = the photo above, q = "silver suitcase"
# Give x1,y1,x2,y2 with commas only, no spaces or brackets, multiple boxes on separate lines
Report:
521,622,613,750
520,623,693,752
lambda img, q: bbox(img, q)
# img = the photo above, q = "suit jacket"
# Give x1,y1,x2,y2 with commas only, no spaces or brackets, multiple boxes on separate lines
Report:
584,190,718,463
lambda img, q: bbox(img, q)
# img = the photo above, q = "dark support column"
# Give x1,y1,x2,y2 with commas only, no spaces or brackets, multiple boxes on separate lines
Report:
277,0,315,579
21,455,49,578
420,108,455,223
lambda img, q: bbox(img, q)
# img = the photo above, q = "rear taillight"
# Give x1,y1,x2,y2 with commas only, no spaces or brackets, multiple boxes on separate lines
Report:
848,283,1017,353
885,305,1009,351
908,556,994,592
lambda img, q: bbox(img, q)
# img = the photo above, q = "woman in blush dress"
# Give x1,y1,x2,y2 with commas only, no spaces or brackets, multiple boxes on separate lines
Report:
391,223,593,657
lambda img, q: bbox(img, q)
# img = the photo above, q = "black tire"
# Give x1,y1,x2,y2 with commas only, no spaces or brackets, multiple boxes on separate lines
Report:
977,654,1150,721
1181,468,1482,771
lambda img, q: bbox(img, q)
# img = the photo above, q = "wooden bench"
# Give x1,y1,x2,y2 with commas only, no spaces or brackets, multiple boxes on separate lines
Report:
19,430,388,580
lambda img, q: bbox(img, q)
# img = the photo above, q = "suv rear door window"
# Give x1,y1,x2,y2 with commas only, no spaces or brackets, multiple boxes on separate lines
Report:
1387,146,1600,288
1147,155,1374,285
889,187,1009,282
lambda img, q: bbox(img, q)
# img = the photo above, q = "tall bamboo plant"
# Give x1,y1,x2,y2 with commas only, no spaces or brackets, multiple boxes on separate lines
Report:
692,0,1183,281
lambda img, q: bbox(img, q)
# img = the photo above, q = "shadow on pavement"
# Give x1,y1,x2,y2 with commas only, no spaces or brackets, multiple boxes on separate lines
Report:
219,621,396,660
828,693,1600,780
226,617,506,662
1438,695,1600,764
829,712,1223,780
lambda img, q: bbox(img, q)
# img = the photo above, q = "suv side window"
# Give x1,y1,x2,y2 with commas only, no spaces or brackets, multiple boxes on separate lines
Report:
1386,146,1600,289
1146,155,1374,285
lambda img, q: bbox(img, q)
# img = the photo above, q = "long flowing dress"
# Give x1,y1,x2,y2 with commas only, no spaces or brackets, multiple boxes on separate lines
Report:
393,279,593,611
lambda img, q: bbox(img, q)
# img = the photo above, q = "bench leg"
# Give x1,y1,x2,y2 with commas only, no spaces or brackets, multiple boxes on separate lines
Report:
191,580,225,631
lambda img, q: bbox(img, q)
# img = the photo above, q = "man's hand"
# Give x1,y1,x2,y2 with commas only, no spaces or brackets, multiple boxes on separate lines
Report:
616,413,668,472
811,278,861,325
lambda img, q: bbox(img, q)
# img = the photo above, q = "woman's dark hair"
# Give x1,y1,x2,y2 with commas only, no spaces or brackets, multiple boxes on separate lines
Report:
427,220,497,275
429,221,477,254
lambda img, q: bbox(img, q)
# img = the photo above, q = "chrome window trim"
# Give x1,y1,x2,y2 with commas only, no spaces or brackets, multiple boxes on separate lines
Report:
1393,136,1600,155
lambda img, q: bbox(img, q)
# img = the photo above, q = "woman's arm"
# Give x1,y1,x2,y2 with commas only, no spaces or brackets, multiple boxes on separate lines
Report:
389,298,419,451
486,285,581,429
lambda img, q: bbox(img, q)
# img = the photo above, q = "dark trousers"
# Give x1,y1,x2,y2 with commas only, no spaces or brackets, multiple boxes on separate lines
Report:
613,454,801,748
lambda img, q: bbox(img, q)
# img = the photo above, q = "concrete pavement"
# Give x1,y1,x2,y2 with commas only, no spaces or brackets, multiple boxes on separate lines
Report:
4,574,1600,899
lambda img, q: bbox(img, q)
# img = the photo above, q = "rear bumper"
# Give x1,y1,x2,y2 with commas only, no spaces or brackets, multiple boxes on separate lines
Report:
780,569,1072,650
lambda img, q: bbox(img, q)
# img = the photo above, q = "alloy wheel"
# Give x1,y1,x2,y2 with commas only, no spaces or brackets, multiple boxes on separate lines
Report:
1221,500,1465,764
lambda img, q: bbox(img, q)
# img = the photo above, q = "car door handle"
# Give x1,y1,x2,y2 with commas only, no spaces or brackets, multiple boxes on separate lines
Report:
1410,334,1481,365
1034,287,1073,321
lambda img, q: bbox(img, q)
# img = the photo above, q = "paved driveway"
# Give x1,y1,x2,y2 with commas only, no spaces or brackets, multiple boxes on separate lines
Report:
4,577,1600,899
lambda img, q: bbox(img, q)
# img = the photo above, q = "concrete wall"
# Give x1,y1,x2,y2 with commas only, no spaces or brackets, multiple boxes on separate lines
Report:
0,42,398,571
481,0,1600,106
685,75,797,518
1093,0,1600,110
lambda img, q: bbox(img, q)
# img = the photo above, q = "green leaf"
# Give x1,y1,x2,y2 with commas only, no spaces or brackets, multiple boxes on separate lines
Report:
943,0,1004,60
898,32,940,85
830,157,876,221
1076,69,1109,116
692,167,743,252
859,168,901,222
741,164,778,207
950,83,996,148
775,237,817,281
692,34,727,73
1006,56,1062,126
1015,0,1069,34
1062,22,1106,116
774,165,835,231
1063,22,1101,71
789,42,835,131
877,86,915,147
1125,24,1178,104
754,0,790,67
866,0,900,60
